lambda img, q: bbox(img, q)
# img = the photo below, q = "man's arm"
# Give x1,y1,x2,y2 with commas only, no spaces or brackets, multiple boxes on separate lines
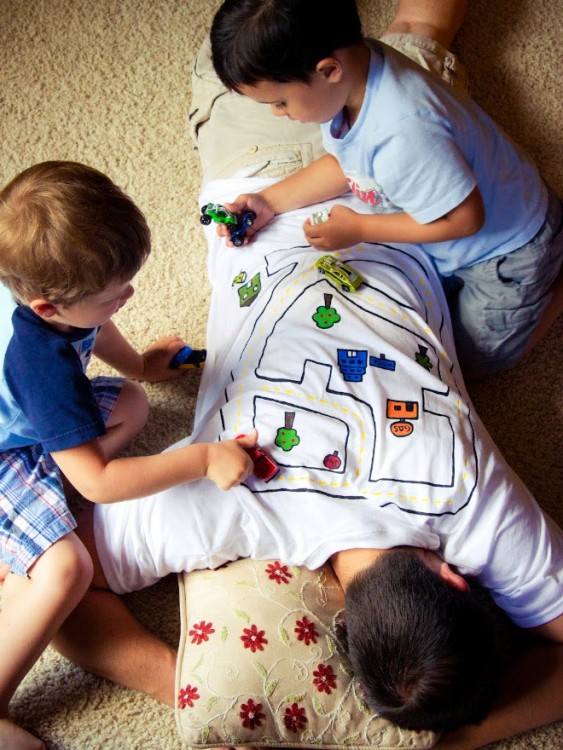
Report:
383,0,468,49
437,615,563,750
52,506,177,707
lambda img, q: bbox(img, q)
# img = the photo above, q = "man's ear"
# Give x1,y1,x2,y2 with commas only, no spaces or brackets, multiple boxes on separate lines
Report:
315,56,343,83
29,298,59,319
438,561,470,593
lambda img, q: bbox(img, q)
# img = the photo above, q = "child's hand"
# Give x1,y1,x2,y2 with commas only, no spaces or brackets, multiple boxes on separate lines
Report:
141,335,189,381
303,205,365,250
220,194,275,246
206,430,257,489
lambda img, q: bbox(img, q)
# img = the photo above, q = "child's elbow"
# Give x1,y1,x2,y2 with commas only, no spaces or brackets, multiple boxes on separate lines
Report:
76,479,115,504
79,485,107,504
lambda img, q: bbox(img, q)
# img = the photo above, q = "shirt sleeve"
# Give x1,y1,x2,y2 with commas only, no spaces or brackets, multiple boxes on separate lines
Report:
373,114,477,225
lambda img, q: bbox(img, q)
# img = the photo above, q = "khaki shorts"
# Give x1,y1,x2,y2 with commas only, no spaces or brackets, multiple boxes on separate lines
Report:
189,33,469,182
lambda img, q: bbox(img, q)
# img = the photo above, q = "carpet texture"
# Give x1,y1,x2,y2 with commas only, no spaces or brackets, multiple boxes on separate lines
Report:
1,0,561,748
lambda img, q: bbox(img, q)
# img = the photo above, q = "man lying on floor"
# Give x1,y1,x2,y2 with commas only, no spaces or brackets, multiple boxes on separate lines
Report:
53,179,563,747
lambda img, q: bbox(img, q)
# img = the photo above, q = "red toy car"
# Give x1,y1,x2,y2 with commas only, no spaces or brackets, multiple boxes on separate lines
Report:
237,436,280,482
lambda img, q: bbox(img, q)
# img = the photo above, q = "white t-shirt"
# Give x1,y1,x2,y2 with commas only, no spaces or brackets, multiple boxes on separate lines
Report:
94,178,562,629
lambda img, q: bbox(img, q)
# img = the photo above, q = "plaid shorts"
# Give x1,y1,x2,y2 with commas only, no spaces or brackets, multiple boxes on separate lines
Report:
0,376,124,575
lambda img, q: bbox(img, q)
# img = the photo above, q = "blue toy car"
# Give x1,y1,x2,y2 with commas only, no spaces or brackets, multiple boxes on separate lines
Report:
169,346,207,370
200,203,256,247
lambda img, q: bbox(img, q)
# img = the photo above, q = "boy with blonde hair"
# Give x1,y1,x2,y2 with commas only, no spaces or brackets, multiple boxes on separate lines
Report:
0,160,256,750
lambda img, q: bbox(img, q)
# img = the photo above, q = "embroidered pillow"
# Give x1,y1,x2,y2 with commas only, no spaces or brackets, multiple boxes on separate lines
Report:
175,558,437,749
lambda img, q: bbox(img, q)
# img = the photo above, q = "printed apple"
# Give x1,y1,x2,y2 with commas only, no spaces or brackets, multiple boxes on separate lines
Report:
323,451,342,470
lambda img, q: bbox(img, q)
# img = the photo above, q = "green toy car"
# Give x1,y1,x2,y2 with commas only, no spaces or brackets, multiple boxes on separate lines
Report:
314,254,364,292
200,203,256,247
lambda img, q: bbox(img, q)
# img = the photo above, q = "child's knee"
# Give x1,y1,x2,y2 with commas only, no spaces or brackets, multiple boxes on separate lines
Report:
127,378,148,416
114,379,149,431
32,534,93,597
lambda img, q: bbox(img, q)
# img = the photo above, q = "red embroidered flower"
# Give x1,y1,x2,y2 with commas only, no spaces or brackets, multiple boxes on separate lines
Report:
294,615,319,645
241,623,268,652
178,684,200,709
189,620,215,645
313,663,337,694
239,698,266,729
284,702,307,733
265,561,293,584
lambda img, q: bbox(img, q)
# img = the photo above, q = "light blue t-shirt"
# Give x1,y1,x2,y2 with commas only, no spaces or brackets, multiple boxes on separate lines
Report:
321,41,548,276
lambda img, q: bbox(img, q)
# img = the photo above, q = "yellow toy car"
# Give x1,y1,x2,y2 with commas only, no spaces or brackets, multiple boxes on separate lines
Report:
314,255,364,292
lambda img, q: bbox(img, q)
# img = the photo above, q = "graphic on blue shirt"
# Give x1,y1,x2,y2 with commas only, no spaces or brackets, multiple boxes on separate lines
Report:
0,290,104,452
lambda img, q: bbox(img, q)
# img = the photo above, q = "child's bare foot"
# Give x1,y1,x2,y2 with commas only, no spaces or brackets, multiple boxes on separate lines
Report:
0,718,45,749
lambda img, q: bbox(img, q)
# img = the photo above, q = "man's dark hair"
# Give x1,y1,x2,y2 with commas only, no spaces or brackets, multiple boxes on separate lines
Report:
210,0,363,91
342,549,507,732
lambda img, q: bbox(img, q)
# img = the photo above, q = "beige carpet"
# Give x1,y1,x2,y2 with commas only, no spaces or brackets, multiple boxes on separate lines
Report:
1,0,561,747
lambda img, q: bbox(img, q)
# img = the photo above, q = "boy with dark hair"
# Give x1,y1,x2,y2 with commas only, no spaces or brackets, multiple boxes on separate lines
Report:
209,0,563,378
210,0,363,90
0,160,255,750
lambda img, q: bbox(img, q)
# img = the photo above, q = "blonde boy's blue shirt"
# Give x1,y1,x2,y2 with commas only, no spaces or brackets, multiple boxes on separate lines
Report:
321,41,548,276
0,283,105,452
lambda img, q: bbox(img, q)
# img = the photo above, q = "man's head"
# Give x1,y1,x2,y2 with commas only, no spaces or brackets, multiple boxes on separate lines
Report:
0,161,150,308
210,0,363,91
340,548,503,732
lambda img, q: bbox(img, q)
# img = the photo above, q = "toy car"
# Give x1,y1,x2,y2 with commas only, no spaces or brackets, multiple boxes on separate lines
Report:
169,345,207,370
236,435,280,482
309,208,330,225
314,254,364,292
200,203,256,247
248,445,280,482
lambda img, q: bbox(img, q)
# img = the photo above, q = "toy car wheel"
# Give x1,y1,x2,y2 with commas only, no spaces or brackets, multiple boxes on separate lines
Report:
341,284,350,292
200,204,209,213
200,215,212,225
318,268,326,275
232,235,244,247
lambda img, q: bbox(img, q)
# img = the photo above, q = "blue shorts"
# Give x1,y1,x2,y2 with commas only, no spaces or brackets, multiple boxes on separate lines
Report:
0,376,124,575
444,187,563,376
